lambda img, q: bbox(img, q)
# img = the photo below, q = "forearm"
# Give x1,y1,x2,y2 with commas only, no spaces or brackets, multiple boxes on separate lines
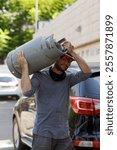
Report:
21,65,32,93
16,52,32,93
70,51,91,74
62,41,91,73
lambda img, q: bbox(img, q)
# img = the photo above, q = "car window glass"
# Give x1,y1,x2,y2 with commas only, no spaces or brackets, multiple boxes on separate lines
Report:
0,77,15,82
84,76,100,99
70,74,100,99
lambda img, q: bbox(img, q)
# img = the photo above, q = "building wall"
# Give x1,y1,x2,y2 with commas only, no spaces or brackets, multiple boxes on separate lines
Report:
34,0,100,65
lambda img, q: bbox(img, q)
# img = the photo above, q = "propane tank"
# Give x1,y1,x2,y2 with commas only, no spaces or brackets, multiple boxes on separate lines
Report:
6,35,66,78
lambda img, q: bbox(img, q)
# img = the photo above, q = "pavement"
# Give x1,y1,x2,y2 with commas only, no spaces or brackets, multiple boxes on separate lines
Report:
0,140,13,150
0,65,15,150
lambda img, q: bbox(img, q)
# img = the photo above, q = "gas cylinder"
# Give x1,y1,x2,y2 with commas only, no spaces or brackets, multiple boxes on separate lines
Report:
6,35,65,78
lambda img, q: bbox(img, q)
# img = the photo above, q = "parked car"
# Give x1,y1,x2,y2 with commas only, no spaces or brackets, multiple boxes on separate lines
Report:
0,73,21,100
12,68,100,150
69,71,100,150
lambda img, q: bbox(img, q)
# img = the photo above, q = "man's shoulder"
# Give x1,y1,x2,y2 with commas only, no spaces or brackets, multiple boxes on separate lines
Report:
34,68,49,76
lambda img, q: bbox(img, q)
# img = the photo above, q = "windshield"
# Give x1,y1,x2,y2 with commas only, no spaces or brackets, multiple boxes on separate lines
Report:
0,77,15,82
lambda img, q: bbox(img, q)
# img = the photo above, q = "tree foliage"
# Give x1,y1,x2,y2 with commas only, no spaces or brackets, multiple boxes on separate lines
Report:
0,29,11,57
0,0,76,59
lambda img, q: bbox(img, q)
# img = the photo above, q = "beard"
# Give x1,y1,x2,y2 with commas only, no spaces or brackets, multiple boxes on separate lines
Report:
49,67,66,81
54,62,68,72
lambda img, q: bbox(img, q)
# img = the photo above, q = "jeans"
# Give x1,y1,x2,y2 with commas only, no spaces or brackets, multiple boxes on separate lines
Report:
32,134,73,150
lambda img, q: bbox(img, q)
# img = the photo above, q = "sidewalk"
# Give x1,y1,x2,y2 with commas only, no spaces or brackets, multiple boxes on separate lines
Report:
0,139,13,150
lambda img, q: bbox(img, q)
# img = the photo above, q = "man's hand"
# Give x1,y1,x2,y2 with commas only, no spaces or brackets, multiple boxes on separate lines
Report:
62,41,91,74
16,51,28,72
62,41,74,53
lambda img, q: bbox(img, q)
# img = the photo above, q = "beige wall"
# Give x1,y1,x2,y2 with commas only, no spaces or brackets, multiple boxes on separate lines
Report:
34,0,100,64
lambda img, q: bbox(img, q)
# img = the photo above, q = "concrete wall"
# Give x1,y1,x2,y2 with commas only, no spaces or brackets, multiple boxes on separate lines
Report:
34,0,100,65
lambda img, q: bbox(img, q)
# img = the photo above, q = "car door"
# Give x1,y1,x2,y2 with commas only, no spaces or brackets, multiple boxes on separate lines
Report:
20,96,36,138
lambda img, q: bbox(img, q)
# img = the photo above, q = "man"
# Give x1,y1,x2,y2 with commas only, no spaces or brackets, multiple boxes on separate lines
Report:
16,41,91,150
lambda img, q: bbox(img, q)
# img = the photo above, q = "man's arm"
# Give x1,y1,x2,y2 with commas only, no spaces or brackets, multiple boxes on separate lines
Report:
63,41,91,74
16,52,31,93
70,51,91,74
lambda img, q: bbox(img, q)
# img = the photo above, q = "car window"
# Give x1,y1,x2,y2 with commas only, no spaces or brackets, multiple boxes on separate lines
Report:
70,72,100,99
0,77,15,82
84,76,100,99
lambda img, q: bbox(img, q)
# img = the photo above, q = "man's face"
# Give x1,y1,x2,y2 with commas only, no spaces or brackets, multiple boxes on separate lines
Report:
54,55,73,72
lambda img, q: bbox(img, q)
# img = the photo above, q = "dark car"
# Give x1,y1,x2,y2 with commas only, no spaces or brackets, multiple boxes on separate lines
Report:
12,68,100,150
69,71,100,150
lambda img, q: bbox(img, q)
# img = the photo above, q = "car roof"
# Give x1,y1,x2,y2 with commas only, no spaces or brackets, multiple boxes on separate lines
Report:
70,61,100,73
68,67,100,74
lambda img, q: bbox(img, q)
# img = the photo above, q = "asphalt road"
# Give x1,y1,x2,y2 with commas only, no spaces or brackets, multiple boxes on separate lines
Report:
0,98,16,150
0,64,16,149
